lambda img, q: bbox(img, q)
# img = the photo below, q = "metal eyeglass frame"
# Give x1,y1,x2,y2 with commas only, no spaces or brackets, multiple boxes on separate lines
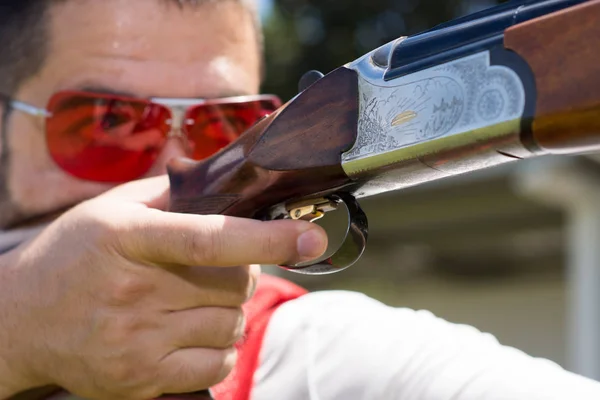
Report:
7,93,282,138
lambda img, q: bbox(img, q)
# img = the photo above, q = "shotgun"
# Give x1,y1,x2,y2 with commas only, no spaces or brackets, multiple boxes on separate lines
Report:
15,0,600,399
167,0,600,275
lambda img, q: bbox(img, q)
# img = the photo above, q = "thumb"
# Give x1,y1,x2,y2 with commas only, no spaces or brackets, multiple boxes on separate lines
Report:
99,175,171,210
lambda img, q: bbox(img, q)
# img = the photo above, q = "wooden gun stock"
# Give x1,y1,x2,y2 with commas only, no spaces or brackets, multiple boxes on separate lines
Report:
505,0,600,154
167,67,359,218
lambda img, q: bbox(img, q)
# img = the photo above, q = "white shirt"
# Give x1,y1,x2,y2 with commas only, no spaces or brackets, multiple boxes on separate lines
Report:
252,290,600,400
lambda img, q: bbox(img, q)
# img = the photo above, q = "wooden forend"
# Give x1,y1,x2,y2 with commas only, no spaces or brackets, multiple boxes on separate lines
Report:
504,0,600,154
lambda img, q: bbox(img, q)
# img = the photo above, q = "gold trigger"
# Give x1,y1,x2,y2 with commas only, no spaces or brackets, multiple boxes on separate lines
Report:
287,198,338,222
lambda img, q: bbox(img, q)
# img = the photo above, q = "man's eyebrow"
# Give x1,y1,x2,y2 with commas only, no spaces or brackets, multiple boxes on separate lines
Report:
78,86,253,100
78,86,138,99
213,90,254,99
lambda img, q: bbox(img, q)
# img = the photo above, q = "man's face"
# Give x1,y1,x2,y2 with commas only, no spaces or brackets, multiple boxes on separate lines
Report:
1,0,261,227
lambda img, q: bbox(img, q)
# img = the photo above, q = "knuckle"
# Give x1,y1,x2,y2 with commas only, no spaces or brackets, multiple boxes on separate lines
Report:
217,347,238,382
186,308,244,348
232,309,246,343
260,231,280,261
245,265,260,302
108,274,154,306
102,358,157,397
160,353,224,393
98,313,148,348
220,308,245,347
203,348,237,386
105,360,141,385
115,217,158,258
226,266,254,306
184,224,221,264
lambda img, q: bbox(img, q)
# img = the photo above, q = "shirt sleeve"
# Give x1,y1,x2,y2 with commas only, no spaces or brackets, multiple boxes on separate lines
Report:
250,290,600,400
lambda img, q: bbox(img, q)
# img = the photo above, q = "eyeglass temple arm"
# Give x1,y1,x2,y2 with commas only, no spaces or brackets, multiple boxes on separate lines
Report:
8,99,50,117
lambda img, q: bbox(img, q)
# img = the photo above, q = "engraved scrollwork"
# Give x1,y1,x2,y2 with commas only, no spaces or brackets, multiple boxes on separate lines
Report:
477,89,504,121
343,51,526,163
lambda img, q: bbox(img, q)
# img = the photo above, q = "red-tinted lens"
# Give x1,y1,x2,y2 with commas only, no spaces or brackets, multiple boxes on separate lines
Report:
184,97,281,160
46,91,171,183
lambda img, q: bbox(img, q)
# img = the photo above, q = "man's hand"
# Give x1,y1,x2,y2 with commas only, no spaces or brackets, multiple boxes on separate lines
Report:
0,176,327,400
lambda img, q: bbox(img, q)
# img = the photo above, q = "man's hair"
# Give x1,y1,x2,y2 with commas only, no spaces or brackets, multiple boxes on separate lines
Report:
0,1,47,96
0,0,262,96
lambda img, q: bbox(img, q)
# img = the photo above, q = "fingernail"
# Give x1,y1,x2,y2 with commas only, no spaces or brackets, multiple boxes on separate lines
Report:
297,229,327,261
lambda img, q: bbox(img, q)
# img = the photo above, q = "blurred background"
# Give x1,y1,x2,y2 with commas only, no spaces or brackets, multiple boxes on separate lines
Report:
258,0,600,381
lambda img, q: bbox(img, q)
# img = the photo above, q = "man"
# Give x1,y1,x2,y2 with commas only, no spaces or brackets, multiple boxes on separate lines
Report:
0,0,599,399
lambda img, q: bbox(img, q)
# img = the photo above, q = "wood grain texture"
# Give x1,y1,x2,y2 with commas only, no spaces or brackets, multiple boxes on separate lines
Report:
168,67,359,218
504,0,600,154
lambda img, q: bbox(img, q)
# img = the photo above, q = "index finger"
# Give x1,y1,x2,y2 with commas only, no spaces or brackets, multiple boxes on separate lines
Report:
116,209,328,267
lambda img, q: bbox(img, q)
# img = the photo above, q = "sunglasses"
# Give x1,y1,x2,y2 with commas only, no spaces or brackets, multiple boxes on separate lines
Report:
8,90,282,183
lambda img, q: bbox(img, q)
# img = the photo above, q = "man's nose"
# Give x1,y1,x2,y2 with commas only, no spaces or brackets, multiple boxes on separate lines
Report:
143,133,191,177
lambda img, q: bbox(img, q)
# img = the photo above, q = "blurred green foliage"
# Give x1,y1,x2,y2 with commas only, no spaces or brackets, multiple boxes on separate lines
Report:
262,0,505,100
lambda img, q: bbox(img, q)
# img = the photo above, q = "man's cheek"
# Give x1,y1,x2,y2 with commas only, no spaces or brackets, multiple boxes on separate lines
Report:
7,157,111,219
5,142,110,225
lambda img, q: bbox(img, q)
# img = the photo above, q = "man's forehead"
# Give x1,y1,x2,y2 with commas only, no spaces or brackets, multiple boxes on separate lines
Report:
48,0,257,61
39,0,261,99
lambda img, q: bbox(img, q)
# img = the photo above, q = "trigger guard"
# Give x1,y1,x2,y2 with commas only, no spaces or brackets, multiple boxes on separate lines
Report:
280,193,368,275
